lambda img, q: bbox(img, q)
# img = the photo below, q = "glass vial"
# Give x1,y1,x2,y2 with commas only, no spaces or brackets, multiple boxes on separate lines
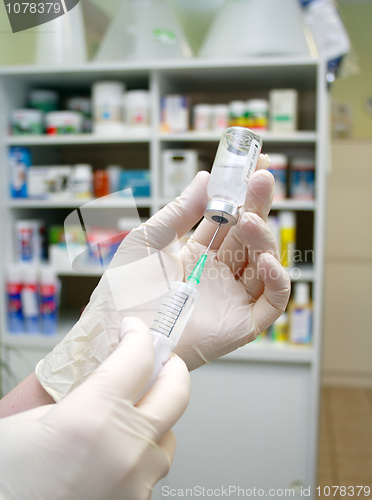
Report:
205,126,262,226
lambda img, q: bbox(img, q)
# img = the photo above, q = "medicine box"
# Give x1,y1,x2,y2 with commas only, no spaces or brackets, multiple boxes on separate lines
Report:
269,89,298,133
9,147,31,198
28,166,72,199
162,149,198,198
120,170,151,197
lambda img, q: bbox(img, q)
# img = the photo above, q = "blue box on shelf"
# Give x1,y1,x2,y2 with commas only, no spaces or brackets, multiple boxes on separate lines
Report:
9,146,31,198
120,170,151,197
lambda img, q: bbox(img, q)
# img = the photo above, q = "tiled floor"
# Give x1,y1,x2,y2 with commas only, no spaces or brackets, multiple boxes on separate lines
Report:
318,387,372,499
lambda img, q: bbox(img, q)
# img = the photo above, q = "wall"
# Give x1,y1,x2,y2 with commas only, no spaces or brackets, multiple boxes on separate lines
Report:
331,2,372,138
0,2,37,65
322,141,372,387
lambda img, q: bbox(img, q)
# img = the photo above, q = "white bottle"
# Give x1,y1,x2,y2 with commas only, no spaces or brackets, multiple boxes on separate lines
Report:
72,165,93,199
289,283,312,344
21,267,39,334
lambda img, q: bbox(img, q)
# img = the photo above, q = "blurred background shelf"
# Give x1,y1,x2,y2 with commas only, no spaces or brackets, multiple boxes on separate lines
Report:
8,197,151,208
159,130,318,143
221,340,314,364
6,132,151,146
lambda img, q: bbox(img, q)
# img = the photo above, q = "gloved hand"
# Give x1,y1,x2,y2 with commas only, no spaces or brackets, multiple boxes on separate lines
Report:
0,318,190,500
36,154,291,400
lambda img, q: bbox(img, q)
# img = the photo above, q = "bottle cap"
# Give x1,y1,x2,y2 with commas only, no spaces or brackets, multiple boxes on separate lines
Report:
278,211,296,228
204,199,239,226
40,266,57,285
7,266,23,283
274,312,288,325
294,282,310,305
23,266,38,284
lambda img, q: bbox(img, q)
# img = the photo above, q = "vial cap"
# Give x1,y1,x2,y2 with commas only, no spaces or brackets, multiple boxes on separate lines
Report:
294,282,310,305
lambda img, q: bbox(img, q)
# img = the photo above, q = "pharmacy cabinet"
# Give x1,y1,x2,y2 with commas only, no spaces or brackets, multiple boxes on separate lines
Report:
154,361,312,498
0,58,328,499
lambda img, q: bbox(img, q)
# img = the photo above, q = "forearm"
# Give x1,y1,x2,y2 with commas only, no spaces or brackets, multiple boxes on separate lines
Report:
0,372,55,417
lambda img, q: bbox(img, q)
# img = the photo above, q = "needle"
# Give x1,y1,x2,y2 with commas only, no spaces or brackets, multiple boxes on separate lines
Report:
205,222,222,254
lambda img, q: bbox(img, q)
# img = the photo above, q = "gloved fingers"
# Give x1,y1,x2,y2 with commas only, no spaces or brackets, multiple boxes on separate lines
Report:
237,213,280,298
77,317,155,403
256,153,271,172
217,210,279,280
135,354,190,442
242,168,274,222
191,166,274,258
252,253,291,332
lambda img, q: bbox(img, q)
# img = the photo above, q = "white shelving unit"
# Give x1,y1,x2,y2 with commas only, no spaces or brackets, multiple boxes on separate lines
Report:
0,58,328,499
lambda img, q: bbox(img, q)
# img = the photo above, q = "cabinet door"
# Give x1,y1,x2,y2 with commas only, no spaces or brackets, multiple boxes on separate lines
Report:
154,360,311,498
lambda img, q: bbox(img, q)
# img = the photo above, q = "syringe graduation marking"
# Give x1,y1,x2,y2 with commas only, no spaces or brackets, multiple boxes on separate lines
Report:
153,290,189,337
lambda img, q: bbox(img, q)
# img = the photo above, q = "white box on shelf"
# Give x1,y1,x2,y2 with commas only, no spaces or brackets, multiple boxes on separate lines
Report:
269,89,298,132
162,149,198,198
29,166,72,199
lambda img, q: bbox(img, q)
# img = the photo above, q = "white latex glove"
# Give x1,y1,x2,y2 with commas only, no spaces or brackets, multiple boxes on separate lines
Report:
0,318,190,500
36,154,291,401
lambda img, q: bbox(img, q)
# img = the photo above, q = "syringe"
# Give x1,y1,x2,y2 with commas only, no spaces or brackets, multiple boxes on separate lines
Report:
135,223,222,401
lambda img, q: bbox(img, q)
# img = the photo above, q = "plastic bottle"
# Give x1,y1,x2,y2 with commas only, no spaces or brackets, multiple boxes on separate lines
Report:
228,101,246,127
278,211,296,268
94,170,110,198
289,283,312,344
106,165,123,194
193,104,213,131
271,312,289,342
40,267,59,335
71,165,93,199
6,267,24,333
245,99,269,130
211,104,229,131
9,146,31,198
268,154,288,200
92,81,125,135
205,126,262,226
16,220,42,265
290,157,315,200
125,90,150,129
21,267,39,334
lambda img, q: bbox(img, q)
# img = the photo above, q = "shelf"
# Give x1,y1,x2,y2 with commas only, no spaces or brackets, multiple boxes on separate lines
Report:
2,316,76,349
55,266,103,277
52,263,314,281
2,328,314,361
8,197,151,208
5,132,150,146
219,339,314,364
158,198,316,211
287,265,314,281
271,199,316,211
159,131,318,143
0,56,319,77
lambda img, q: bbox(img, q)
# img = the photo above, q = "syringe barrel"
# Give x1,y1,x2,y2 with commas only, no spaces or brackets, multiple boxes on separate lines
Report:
149,280,199,345
135,281,198,403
